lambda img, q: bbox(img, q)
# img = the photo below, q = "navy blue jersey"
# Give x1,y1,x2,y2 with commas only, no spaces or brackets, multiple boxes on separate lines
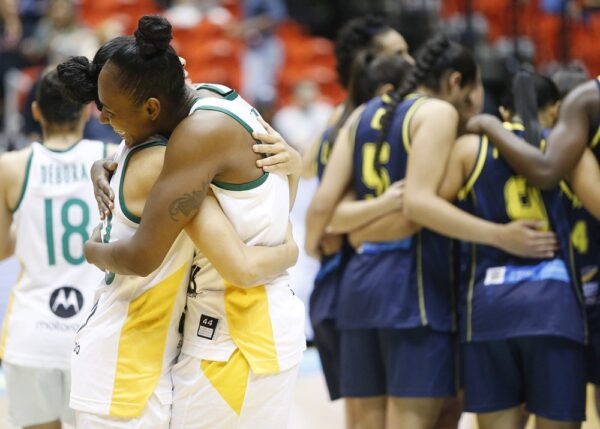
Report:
315,126,334,181
458,123,586,343
560,182,600,322
310,124,348,325
590,77,600,161
336,94,455,332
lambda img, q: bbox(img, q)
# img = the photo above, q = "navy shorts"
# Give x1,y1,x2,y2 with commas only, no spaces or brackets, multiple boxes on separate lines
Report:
588,323,600,385
340,327,457,398
461,336,586,422
313,319,341,400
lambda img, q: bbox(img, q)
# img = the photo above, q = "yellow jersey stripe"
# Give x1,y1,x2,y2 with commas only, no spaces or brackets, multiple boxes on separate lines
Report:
109,264,188,417
225,284,280,374
401,97,429,154
592,76,600,148
201,349,250,415
458,135,489,201
0,290,16,358
590,126,600,149
560,180,582,207
416,233,428,326
583,268,599,283
466,242,477,342
502,122,525,131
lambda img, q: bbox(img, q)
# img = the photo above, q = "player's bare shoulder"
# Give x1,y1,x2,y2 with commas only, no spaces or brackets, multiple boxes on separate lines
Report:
0,146,34,204
562,79,600,122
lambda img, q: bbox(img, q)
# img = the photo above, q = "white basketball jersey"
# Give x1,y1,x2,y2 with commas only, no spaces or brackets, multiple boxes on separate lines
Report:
182,84,306,374
0,140,106,369
69,139,194,418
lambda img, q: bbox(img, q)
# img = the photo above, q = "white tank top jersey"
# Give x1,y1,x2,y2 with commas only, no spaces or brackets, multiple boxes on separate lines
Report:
69,138,195,418
182,84,306,374
0,140,106,369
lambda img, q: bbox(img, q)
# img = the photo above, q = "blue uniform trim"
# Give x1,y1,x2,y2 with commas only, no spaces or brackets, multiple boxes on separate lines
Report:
357,238,413,255
315,253,342,283
485,259,569,285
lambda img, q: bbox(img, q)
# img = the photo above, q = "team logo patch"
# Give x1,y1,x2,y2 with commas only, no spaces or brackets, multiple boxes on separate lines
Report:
197,314,218,340
49,286,84,318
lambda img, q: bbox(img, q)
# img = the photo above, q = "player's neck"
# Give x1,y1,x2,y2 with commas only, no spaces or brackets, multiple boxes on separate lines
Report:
42,130,83,150
156,87,199,133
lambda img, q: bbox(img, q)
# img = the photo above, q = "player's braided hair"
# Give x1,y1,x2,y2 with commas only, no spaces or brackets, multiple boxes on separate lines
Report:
373,35,477,176
328,50,413,153
36,70,85,125
57,36,132,110
334,15,391,90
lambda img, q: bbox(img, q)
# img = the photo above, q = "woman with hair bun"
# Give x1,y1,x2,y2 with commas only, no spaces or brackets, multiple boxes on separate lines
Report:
59,14,306,429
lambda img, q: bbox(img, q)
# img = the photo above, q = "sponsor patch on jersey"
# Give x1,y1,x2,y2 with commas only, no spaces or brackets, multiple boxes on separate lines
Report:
49,286,84,318
197,314,219,340
484,267,506,286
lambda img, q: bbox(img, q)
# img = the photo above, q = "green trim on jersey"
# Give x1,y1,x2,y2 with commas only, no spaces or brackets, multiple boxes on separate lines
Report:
212,171,269,191
195,83,239,101
103,142,108,159
44,139,83,153
191,104,270,191
191,105,255,137
11,150,34,213
119,140,167,224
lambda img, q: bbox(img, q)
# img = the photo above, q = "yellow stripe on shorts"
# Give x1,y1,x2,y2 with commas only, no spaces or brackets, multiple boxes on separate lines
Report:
201,349,250,415
109,264,187,417
225,284,280,374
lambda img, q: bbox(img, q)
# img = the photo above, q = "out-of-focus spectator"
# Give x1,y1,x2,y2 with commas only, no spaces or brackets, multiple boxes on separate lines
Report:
0,0,22,47
228,0,286,105
165,0,230,28
551,62,588,98
273,80,333,154
20,0,98,65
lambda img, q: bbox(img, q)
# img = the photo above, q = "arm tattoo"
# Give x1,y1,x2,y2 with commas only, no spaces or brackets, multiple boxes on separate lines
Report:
168,190,205,222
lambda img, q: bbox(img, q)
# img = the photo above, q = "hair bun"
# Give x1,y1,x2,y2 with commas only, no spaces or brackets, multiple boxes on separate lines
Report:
135,15,173,58
56,56,99,104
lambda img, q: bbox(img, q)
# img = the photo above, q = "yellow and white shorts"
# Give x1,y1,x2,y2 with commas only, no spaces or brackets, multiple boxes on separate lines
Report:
171,350,300,429
75,390,171,429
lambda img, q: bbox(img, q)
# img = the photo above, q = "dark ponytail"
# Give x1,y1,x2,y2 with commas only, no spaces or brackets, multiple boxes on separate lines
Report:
511,71,560,146
326,49,375,149
326,15,393,151
374,35,473,176
334,15,391,90
329,51,413,153
57,36,132,110
36,70,85,125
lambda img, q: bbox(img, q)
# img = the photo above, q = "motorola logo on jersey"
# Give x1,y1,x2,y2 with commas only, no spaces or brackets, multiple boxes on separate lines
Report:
49,287,84,318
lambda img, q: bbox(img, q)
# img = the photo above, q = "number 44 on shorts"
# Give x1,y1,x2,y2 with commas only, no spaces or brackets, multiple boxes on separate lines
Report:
197,314,219,340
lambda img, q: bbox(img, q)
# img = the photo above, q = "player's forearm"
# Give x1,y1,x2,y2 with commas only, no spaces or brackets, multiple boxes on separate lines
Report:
236,241,298,287
480,119,559,188
349,211,419,244
327,196,393,234
305,193,336,257
0,241,13,261
404,192,500,247
84,239,147,276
